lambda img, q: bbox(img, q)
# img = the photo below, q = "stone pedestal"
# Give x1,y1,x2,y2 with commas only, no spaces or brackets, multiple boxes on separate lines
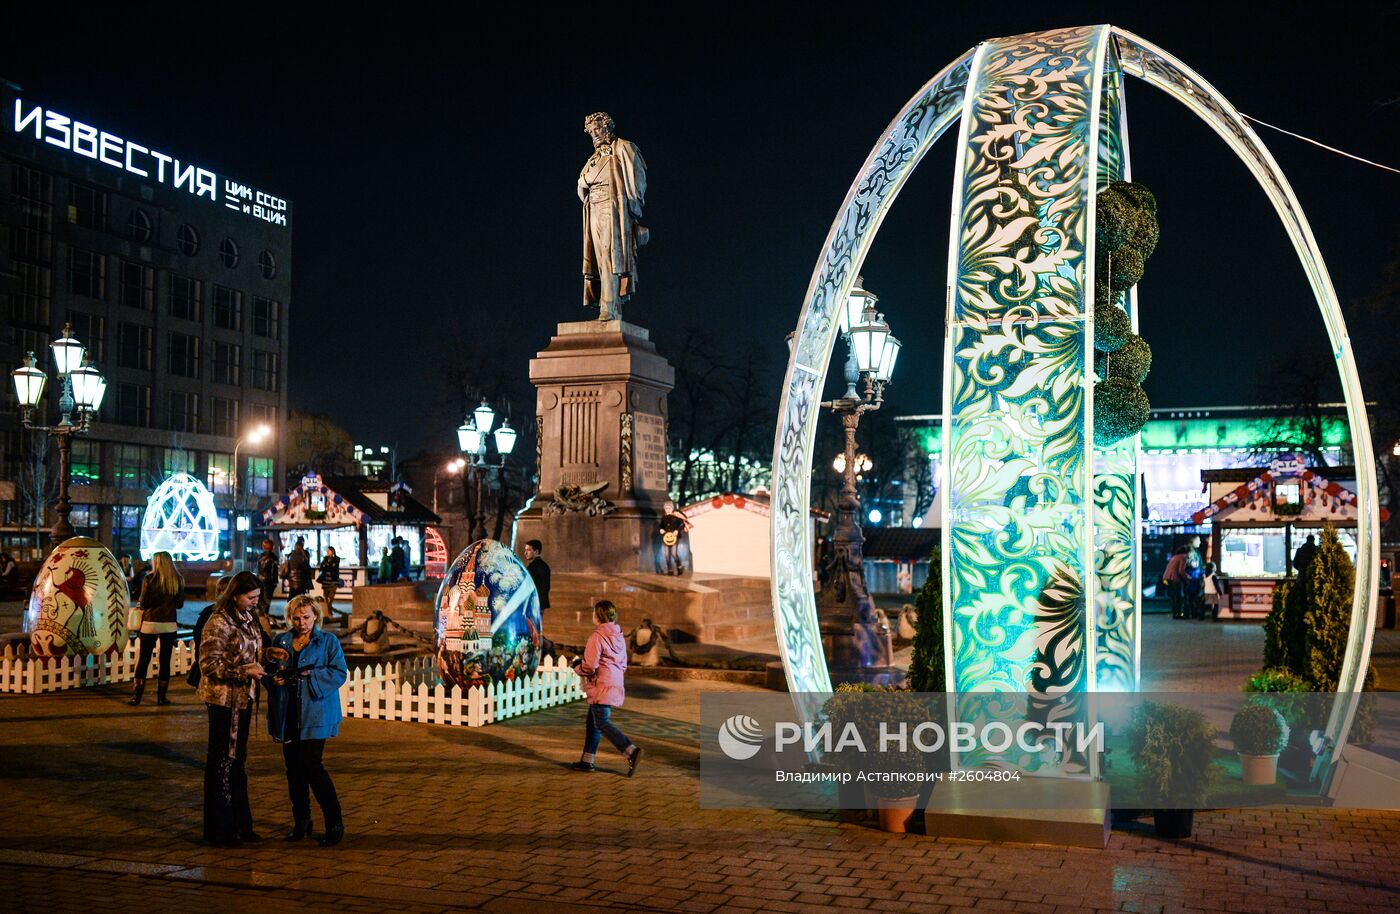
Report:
515,320,675,574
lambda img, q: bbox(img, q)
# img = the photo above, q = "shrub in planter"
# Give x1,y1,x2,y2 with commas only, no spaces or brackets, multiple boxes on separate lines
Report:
1124,702,1218,837
1230,704,1289,785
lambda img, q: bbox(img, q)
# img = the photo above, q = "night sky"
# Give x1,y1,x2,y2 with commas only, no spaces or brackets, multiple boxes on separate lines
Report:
8,4,1399,453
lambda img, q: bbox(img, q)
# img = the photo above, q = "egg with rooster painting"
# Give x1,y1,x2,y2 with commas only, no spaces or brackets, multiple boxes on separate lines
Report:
24,537,129,657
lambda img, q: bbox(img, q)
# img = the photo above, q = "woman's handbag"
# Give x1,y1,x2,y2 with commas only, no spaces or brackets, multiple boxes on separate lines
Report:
127,605,144,634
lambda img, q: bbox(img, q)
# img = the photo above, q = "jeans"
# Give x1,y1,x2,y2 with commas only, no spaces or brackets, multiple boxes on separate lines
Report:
282,738,342,827
204,703,253,842
135,631,176,680
584,703,631,755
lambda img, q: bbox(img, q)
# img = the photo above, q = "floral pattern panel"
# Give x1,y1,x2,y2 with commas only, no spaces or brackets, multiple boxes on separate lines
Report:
941,25,1112,699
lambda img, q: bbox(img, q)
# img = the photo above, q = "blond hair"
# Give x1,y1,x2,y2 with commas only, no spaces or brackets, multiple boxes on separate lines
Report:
285,594,323,628
147,552,183,603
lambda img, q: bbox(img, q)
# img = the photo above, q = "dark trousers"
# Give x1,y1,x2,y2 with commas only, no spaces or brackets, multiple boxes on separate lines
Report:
583,703,631,755
204,704,253,842
258,579,277,611
282,738,342,827
135,630,176,680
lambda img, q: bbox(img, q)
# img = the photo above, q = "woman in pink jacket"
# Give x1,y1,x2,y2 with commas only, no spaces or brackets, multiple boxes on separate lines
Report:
571,601,642,775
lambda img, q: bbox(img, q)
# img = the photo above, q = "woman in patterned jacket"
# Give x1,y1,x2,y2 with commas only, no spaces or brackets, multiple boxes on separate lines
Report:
198,571,281,846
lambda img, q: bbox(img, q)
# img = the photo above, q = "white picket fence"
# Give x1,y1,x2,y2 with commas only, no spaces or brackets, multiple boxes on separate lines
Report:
340,654,585,727
0,638,195,694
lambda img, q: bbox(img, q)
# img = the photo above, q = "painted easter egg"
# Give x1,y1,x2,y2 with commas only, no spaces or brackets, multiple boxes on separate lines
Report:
434,539,542,689
24,537,130,657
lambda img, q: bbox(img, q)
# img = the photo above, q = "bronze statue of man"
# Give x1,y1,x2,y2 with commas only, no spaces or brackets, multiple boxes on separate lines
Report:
578,112,647,321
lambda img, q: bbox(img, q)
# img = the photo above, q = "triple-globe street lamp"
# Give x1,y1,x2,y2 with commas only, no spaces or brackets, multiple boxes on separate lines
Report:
456,399,518,541
817,280,901,672
10,323,107,550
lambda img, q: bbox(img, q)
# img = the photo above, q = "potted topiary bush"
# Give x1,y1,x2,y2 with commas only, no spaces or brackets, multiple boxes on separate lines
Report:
1123,702,1219,838
1230,703,1289,784
862,691,931,833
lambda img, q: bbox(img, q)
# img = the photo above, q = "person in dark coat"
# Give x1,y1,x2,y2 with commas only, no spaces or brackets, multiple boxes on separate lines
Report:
256,540,280,611
316,548,342,616
267,595,348,846
284,537,313,599
1293,534,1318,579
389,538,409,582
523,539,551,614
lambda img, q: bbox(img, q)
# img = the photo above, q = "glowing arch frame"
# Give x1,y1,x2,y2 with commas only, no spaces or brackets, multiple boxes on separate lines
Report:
769,25,1379,770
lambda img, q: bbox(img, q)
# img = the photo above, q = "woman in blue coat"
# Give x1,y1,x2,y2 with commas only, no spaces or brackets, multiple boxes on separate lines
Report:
267,594,348,846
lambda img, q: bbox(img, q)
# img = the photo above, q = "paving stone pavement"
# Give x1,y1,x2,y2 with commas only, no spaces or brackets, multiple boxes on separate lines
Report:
1,615,1398,912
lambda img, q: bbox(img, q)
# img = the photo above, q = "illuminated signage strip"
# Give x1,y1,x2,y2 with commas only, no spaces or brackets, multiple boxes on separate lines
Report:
10,99,290,230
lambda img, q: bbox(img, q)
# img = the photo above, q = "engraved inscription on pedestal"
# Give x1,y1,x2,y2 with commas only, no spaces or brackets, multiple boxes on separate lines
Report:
635,413,667,493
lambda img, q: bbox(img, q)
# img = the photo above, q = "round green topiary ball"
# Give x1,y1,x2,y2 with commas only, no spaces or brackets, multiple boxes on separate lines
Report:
1108,245,1144,291
1127,208,1159,258
1104,333,1152,384
1111,180,1157,215
1094,303,1131,353
1094,377,1151,447
1096,188,1135,253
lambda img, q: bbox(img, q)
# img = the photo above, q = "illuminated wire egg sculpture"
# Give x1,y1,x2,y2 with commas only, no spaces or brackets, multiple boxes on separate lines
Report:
140,472,220,561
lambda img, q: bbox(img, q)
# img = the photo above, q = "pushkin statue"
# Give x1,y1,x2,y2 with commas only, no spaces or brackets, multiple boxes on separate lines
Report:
578,112,647,321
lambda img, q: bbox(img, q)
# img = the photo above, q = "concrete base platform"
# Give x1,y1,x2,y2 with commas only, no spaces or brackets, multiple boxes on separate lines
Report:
924,779,1110,848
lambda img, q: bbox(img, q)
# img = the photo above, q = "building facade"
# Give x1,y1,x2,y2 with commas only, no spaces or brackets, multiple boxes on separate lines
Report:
0,87,291,560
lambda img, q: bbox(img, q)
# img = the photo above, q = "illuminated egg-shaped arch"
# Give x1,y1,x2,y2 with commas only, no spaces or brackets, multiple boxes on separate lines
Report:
424,526,450,579
770,25,1378,765
140,471,220,561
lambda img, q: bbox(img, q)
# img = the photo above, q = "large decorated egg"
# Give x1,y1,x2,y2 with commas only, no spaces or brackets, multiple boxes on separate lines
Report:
24,536,129,658
434,539,542,689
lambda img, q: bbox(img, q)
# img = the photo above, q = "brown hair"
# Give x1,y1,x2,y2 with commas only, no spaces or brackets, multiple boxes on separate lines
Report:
214,570,262,616
594,600,617,623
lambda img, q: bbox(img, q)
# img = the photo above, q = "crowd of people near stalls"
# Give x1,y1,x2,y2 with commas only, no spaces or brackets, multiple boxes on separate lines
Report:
1160,532,1321,621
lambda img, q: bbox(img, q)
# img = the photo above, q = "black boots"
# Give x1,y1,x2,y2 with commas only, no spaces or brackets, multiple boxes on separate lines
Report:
319,822,344,847
285,818,314,842
127,678,146,705
155,679,171,705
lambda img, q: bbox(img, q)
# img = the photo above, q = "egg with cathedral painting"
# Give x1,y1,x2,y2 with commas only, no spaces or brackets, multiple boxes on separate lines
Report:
434,539,543,689
24,536,129,657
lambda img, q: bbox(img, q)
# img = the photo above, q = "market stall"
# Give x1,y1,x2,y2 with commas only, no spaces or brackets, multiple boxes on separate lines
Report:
1191,455,1385,620
257,472,441,588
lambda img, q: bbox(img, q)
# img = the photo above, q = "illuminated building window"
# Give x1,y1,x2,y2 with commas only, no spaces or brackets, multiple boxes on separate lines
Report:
252,297,280,339
168,274,202,320
207,452,235,494
168,390,201,433
113,505,142,557
213,285,242,330
247,456,274,498
211,398,240,438
164,448,195,476
168,332,201,379
219,237,240,269
251,350,279,392
66,312,105,360
211,340,241,385
128,208,152,243
119,260,154,310
71,439,102,484
114,444,150,485
69,504,99,531
68,183,107,230
118,322,152,370
259,249,277,280
67,248,106,299
177,223,200,256
114,383,152,427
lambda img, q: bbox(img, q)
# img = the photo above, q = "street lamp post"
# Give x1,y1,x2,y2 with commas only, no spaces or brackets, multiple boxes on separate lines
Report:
10,323,106,551
232,424,273,568
457,399,518,541
817,280,901,676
